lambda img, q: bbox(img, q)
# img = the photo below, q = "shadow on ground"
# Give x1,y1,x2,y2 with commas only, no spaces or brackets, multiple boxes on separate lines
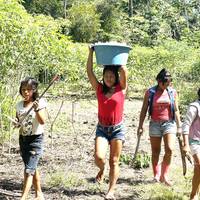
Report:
0,179,22,191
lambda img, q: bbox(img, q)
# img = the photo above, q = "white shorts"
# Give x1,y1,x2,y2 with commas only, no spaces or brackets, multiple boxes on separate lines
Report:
190,144,200,156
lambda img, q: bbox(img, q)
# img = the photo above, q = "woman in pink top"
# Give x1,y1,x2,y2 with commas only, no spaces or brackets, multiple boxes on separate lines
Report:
182,88,200,200
137,68,182,186
87,46,128,200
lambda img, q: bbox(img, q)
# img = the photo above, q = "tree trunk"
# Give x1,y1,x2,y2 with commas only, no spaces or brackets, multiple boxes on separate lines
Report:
129,0,133,17
64,0,67,19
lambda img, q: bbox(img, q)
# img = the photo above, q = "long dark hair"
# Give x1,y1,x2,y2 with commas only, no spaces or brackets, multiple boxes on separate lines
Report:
102,65,120,94
156,68,172,84
198,88,200,100
19,77,39,101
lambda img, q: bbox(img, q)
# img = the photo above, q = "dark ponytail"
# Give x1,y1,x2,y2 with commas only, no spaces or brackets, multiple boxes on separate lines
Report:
156,68,172,83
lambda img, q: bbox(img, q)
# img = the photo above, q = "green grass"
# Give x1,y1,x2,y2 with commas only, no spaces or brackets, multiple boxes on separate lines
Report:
120,151,151,169
46,170,86,188
138,162,193,200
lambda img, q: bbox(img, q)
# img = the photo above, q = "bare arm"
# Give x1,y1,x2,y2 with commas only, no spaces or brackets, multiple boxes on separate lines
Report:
119,65,128,93
182,105,197,152
35,109,46,124
174,93,182,133
137,91,149,135
86,47,99,91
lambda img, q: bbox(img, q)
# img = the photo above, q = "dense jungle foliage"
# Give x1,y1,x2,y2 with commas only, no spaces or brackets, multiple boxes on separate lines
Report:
0,0,200,145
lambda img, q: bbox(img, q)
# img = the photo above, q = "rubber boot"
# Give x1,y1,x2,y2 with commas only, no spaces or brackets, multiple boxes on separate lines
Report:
152,163,161,182
160,162,172,186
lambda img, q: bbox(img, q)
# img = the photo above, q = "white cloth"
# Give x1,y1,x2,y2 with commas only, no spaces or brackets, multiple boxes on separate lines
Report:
190,144,200,156
16,98,47,136
182,101,200,137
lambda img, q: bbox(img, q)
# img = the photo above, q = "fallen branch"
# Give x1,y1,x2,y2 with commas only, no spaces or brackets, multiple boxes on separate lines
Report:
0,188,21,197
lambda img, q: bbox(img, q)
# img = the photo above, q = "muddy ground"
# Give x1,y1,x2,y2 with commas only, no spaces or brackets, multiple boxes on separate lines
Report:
0,97,188,200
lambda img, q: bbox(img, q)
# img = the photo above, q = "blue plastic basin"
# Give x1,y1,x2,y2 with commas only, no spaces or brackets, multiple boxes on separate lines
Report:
93,42,132,66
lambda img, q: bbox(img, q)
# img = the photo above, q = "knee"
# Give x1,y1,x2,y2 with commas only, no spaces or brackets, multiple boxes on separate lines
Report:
109,157,119,168
194,164,200,172
95,154,105,164
165,148,173,157
152,150,160,157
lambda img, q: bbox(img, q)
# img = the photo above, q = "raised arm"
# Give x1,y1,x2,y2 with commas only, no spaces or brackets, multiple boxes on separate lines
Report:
119,65,128,93
86,46,99,91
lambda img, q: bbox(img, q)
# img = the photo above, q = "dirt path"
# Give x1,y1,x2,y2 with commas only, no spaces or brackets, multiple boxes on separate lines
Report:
0,98,186,200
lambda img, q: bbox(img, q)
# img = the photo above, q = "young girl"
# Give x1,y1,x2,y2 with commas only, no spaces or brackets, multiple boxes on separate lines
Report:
87,46,128,200
16,77,46,200
137,68,182,186
182,88,200,200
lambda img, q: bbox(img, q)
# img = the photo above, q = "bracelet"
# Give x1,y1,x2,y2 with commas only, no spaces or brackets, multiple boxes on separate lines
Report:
34,109,39,112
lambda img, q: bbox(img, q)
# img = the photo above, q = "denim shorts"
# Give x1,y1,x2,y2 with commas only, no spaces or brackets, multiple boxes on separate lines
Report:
149,120,177,137
19,134,43,175
96,122,125,142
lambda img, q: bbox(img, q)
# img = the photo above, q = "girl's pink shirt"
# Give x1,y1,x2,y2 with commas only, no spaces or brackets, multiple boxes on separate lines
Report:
146,89,176,121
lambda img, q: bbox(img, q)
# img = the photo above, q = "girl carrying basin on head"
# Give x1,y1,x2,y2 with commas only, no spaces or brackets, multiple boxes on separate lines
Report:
87,46,128,200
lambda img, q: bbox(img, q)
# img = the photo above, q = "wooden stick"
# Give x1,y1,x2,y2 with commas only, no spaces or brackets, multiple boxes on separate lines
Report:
134,133,141,160
177,134,187,176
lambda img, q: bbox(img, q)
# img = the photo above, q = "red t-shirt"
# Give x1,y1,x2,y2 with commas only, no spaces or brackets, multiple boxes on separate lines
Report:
146,89,177,121
97,83,124,126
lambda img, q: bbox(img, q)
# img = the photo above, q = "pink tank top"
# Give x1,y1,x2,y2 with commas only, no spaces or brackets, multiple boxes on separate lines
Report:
146,89,176,121
97,83,124,126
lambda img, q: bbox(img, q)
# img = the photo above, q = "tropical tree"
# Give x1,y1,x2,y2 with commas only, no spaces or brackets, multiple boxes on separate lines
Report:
22,0,64,18
67,2,101,42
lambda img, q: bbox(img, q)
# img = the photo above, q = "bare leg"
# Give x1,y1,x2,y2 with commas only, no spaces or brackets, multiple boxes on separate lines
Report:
94,137,108,183
33,169,44,200
160,133,175,186
20,171,33,200
190,154,200,200
105,139,123,199
150,136,162,182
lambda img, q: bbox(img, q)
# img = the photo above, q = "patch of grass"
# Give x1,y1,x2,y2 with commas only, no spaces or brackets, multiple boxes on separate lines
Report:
148,186,188,200
138,160,193,200
46,170,86,189
133,151,151,169
120,151,151,169
87,183,104,195
119,153,133,165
